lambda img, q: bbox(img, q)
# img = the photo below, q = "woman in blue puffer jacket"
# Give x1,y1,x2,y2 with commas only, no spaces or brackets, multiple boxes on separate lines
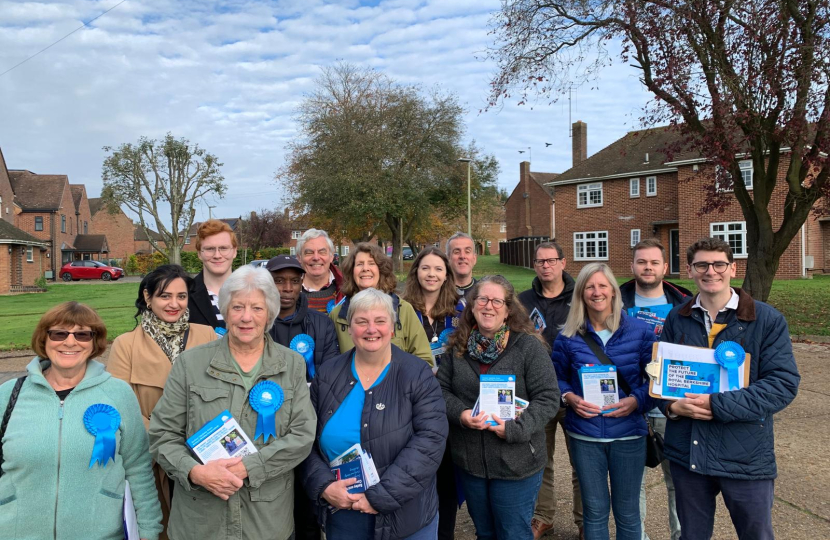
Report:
552,263,655,540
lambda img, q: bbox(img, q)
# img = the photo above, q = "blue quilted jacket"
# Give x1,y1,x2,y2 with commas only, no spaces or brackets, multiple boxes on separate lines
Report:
552,312,656,439
659,288,800,480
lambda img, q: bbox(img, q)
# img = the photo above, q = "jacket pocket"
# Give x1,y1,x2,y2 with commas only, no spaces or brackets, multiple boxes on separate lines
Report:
249,473,292,502
276,387,295,438
0,480,17,536
91,484,125,538
170,485,225,539
188,385,231,428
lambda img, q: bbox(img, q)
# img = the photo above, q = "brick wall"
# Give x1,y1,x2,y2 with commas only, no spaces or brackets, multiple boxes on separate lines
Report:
91,208,137,260
0,163,13,225
0,247,9,293
74,189,93,237
505,162,553,239
804,216,825,274
821,221,830,273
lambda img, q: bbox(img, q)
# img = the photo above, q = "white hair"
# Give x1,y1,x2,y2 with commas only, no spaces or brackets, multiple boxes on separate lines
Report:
446,232,474,253
296,228,335,257
347,288,395,325
218,266,281,332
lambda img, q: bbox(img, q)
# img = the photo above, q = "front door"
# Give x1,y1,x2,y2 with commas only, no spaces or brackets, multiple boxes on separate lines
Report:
670,229,680,274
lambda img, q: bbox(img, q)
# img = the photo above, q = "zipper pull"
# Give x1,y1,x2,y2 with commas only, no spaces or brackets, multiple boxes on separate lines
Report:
58,402,65,420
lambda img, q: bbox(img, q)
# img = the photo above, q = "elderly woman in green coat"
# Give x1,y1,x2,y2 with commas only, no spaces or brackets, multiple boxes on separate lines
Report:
149,266,316,540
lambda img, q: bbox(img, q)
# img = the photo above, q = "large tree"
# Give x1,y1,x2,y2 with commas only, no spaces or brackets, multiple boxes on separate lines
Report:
101,133,226,265
280,63,467,271
238,209,292,252
489,0,830,300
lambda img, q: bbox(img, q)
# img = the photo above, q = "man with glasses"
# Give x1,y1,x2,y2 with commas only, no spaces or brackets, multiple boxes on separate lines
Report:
188,219,238,333
620,239,690,540
660,237,800,540
446,232,479,298
297,229,345,313
518,242,583,540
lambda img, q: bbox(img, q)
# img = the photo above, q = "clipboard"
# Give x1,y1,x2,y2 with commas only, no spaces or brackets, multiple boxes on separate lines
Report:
646,342,751,400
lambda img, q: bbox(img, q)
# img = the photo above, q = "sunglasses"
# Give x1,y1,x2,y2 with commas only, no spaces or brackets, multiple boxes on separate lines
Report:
47,330,96,342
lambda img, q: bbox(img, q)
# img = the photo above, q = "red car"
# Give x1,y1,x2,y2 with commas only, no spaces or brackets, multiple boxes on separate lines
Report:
60,260,124,282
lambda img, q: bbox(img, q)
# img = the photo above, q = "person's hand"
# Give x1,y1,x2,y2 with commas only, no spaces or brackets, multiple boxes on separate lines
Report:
227,459,248,480
460,409,490,430
564,393,602,418
603,396,638,418
189,458,244,500
322,478,361,509
486,414,508,439
668,393,713,420
351,493,379,514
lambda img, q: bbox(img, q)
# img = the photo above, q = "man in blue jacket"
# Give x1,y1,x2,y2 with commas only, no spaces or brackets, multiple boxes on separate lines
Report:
660,238,800,540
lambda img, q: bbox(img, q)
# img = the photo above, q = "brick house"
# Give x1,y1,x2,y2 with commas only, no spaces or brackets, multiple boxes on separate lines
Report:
88,198,161,260
505,161,558,240
545,124,826,279
133,225,166,255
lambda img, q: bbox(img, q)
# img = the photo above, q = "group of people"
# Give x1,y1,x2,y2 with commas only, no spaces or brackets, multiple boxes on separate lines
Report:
0,219,800,540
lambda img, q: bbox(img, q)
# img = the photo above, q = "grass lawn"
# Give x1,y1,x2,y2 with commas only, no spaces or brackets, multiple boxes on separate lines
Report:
1,258,827,350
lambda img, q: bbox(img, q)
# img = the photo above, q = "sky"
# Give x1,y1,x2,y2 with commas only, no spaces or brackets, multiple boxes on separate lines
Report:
0,0,652,226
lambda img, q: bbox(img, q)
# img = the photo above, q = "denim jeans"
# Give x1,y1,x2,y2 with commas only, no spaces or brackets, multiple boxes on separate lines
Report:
639,416,680,540
327,509,439,540
570,436,645,540
458,469,543,540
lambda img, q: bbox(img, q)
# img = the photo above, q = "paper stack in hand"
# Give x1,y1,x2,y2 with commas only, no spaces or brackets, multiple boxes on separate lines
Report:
330,443,380,494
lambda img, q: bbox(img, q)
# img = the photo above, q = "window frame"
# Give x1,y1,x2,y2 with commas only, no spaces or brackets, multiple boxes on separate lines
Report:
646,176,657,197
710,221,748,258
576,182,603,208
26,246,34,262
630,229,641,247
629,178,640,198
500,223,506,233
185,236,191,245
61,215,66,233
291,230,302,240
573,230,609,261
34,216,43,231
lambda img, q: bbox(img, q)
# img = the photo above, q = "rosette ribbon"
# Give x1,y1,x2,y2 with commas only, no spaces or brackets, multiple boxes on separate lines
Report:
249,380,284,442
83,404,121,468
715,341,745,391
326,300,336,314
290,333,316,379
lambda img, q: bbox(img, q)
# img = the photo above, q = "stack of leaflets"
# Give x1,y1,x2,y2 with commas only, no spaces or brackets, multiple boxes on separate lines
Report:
186,410,258,464
475,375,517,426
330,443,380,495
578,365,620,412
627,304,673,336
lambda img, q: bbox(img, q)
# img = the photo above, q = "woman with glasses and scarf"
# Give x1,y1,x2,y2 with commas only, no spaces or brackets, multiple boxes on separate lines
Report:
108,264,216,539
437,275,559,540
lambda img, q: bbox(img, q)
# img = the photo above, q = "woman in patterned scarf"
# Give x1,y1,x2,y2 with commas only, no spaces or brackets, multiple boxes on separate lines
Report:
108,264,216,539
437,275,560,540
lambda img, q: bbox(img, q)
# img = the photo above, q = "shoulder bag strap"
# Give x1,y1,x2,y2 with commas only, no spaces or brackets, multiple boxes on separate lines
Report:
578,331,632,396
0,376,28,475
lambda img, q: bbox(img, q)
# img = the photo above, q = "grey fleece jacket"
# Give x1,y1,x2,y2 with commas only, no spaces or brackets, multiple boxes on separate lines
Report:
437,331,560,480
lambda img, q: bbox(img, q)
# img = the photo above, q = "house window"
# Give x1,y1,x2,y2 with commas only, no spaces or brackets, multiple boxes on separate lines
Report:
289,247,296,255
26,246,34,262
500,223,506,233
631,229,641,247
292,230,302,240
185,236,191,245
342,246,349,255
61,215,66,233
710,222,748,258
630,178,640,198
573,231,609,261
739,160,753,189
577,183,603,208
646,176,657,196
84,221,88,234
487,241,492,247
35,216,43,231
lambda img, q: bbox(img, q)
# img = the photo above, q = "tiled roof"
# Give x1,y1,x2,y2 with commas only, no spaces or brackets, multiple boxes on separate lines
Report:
88,198,105,215
69,185,85,212
0,219,46,245
134,225,164,242
9,171,68,211
529,172,558,197
72,234,108,252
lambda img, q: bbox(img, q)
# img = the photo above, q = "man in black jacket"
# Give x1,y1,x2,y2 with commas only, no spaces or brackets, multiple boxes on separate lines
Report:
518,241,582,540
620,238,691,540
188,219,238,334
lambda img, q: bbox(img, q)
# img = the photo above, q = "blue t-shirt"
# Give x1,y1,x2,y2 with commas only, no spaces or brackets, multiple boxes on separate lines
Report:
319,356,391,463
596,328,613,346
634,293,668,307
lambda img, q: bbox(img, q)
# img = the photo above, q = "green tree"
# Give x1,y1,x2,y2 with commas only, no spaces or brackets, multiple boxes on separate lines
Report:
101,133,226,265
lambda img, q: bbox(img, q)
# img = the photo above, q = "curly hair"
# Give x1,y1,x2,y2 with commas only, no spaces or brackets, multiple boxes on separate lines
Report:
401,247,460,319
340,243,397,296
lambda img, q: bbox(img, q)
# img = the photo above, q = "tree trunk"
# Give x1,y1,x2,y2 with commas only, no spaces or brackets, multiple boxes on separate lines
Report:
167,243,182,266
386,213,404,273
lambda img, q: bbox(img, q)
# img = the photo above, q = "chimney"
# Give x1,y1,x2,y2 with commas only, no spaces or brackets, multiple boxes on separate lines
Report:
520,161,533,236
250,211,256,221
572,121,587,167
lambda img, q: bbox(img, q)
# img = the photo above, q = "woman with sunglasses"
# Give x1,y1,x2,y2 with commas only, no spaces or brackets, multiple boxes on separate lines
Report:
0,302,161,540
108,264,216,538
437,275,560,540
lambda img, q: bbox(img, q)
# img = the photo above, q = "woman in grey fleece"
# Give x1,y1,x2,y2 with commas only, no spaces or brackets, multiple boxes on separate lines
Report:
437,275,560,540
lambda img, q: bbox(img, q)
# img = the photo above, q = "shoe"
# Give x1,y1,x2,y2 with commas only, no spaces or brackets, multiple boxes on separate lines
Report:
531,518,553,540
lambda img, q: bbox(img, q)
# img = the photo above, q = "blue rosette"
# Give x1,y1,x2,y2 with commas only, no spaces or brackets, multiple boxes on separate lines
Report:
714,341,746,391
290,333,316,379
326,299,336,314
430,328,454,365
249,380,284,442
83,404,121,468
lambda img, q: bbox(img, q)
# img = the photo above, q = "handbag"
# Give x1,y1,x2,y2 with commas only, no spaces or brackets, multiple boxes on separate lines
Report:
0,376,27,477
578,332,664,468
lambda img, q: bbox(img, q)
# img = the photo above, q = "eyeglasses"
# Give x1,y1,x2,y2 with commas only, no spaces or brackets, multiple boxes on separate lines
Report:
47,330,96,342
201,246,233,256
475,296,506,309
691,261,731,274
534,258,563,267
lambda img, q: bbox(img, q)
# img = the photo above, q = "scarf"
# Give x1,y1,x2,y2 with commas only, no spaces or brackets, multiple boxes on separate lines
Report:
467,324,509,364
141,308,190,363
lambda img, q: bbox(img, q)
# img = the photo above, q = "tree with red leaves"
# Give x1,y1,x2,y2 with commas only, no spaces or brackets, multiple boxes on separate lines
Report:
489,0,830,300
239,209,291,252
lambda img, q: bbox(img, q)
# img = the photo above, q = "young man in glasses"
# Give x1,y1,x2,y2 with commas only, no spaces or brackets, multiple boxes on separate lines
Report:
518,242,583,540
188,219,238,333
620,239,690,540
659,237,800,540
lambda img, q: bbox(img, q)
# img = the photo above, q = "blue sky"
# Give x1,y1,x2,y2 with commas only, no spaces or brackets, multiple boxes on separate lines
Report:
0,0,651,225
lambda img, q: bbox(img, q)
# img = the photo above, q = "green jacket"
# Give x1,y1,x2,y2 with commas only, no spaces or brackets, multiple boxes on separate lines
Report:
330,293,434,366
148,335,315,540
0,358,162,540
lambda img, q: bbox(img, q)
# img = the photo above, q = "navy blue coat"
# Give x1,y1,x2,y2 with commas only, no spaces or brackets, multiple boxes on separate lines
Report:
552,312,656,439
302,346,448,540
269,293,340,381
659,288,800,480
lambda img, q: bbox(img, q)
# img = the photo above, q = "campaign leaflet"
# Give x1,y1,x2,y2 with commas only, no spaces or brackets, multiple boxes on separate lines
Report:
473,395,529,418
329,443,380,500
186,409,257,464
579,365,620,411
627,304,673,336
661,359,721,398
529,308,547,333
479,374,516,427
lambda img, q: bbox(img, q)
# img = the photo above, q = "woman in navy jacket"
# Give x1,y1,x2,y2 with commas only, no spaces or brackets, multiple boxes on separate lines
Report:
303,288,448,540
552,263,655,540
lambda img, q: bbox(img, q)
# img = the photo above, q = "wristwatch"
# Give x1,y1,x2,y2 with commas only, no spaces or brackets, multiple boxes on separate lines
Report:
561,392,571,406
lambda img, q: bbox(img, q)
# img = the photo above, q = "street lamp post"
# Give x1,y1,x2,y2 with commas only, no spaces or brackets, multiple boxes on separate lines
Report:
458,157,472,236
